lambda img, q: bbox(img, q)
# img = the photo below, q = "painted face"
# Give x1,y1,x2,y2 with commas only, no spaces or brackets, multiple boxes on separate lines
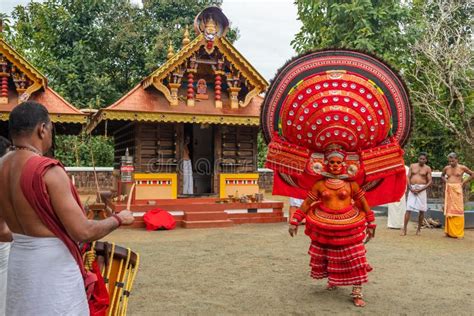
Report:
327,156,344,175
448,156,457,167
418,155,427,165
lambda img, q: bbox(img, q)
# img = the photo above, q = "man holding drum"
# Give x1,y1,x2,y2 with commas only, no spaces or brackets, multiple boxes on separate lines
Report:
0,101,134,315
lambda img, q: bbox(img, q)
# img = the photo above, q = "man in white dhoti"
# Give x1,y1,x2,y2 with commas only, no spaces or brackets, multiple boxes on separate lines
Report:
402,153,432,236
182,135,194,195
0,136,11,315
387,166,409,229
0,102,134,315
0,241,8,316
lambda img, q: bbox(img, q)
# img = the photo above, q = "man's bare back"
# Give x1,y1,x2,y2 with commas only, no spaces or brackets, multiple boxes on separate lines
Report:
0,150,55,237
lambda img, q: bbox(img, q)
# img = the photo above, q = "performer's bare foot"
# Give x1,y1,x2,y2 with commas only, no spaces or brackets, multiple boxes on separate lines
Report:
400,228,407,236
353,297,366,307
416,229,421,236
326,284,337,291
351,286,365,307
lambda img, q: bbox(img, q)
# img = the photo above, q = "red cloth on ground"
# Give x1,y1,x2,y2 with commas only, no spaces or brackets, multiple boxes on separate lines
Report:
20,156,109,315
143,208,176,231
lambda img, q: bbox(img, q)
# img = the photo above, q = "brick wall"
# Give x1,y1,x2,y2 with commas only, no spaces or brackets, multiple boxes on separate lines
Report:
66,167,114,194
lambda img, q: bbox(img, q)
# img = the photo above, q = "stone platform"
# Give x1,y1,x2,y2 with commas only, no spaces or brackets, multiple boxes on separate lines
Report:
106,198,285,229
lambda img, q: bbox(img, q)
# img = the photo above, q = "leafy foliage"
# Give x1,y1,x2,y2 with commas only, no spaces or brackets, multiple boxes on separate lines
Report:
404,0,473,169
292,0,409,66
54,135,114,167
257,131,268,168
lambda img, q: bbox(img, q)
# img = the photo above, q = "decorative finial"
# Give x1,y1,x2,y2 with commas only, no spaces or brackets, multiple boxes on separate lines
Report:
182,26,190,47
167,41,174,59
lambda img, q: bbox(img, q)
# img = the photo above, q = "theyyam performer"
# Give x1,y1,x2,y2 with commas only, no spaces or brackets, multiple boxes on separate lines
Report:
261,50,412,307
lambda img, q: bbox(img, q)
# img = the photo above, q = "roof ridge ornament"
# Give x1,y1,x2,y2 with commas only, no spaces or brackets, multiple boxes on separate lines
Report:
194,7,229,41
182,26,190,47
167,41,174,59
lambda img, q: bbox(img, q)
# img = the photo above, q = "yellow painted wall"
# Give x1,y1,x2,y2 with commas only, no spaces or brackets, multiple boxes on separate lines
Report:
134,173,177,200
219,173,259,198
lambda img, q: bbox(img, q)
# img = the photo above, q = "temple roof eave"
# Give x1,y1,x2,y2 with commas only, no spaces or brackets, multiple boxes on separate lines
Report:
85,109,260,134
0,111,87,124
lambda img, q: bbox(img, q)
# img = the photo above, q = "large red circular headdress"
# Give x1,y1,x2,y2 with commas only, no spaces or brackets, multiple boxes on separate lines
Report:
261,50,412,206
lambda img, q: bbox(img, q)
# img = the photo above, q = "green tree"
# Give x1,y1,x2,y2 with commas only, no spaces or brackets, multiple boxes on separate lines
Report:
54,135,114,167
257,131,267,168
7,0,147,108
405,0,473,167
292,0,410,66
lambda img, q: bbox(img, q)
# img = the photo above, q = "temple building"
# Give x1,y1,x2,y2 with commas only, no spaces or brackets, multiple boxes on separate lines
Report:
86,7,284,228
0,32,87,137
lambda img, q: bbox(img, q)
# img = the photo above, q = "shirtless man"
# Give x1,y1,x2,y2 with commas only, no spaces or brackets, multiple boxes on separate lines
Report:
441,152,473,239
401,152,432,236
0,101,134,315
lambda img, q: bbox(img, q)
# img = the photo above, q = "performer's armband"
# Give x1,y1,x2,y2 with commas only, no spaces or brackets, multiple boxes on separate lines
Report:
307,191,319,202
353,189,365,201
290,209,306,225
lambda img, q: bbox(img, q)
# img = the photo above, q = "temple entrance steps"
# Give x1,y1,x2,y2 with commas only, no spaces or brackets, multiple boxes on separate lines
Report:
106,198,285,229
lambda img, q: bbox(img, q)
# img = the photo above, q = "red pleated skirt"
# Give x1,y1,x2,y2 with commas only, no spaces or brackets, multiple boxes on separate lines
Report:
308,241,372,286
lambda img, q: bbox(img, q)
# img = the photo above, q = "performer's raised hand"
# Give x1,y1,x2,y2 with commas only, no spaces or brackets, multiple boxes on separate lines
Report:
289,224,298,237
118,210,135,225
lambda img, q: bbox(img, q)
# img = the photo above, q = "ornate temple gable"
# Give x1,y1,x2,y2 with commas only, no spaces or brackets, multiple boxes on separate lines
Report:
142,7,268,110
0,38,47,105
0,33,85,124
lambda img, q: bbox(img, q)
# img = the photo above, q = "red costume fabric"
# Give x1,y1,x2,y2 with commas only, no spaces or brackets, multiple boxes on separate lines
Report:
143,208,176,231
20,156,109,315
308,242,372,286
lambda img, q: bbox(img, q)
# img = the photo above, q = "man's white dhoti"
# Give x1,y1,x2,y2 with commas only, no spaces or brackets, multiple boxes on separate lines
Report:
387,164,409,228
387,197,406,229
0,242,10,316
289,198,304,208
406,184,428,213
6,233,88,316
182,159,193,195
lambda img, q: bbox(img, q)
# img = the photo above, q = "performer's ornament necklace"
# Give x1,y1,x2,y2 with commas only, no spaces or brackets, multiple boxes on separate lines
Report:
324,178,345,190
11,145,42,156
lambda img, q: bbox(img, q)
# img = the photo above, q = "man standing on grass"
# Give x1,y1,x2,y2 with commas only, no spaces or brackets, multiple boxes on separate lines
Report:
441,152,473,239
401,153,432,236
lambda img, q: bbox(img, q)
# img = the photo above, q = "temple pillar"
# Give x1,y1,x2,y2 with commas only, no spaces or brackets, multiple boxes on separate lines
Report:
228,86,241,109
187,71,195,107
169,83,181,106
214,71,223,108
